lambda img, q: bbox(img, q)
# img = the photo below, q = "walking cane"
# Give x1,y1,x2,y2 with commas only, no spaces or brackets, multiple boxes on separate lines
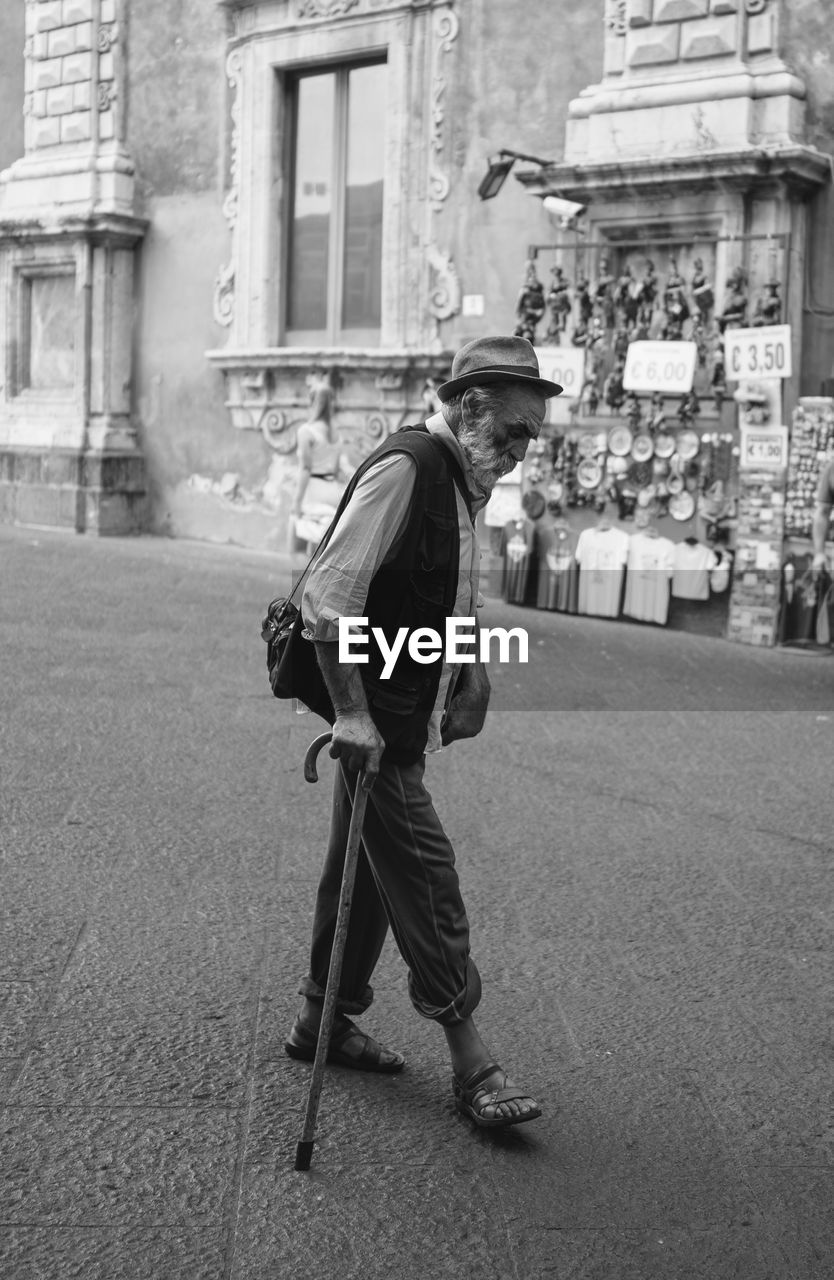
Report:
294,730,369,1172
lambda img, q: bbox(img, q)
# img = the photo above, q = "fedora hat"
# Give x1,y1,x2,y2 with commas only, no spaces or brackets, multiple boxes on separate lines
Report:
436,335,563,402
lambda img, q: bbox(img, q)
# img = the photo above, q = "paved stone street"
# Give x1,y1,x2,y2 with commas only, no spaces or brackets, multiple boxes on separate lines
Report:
1,524,833,1279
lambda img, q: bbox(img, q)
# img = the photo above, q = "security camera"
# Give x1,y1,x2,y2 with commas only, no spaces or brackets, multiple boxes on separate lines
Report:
542,195,587,228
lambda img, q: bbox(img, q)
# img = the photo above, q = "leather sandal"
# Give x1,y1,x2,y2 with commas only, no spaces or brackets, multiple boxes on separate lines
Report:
284,1016,405,1073
453,1061,542,1128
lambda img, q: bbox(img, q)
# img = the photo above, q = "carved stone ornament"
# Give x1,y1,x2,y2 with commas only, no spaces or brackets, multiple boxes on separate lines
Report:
296,0,361,17
745,0,767,12
605,0,628,36
213,49,243,328
429,8,459,213
427,243,462,322
260,408,299,455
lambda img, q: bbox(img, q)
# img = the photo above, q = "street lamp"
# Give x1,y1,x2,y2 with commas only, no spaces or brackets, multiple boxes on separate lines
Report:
477,148,554,200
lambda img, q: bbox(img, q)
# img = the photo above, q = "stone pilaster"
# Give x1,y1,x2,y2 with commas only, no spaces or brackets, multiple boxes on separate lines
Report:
0,0,147,534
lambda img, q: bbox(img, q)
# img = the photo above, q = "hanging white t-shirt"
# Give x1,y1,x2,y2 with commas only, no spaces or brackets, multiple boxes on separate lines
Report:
623,531,676,625
575,525,630,618
671,540,719,601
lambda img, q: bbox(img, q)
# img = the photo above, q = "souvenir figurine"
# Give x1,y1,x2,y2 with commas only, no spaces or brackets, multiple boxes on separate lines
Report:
691,257,714,322
677,389,700,429
613,326,630,360
716,265,748,333
544,265,572,341
639,259,657,327
752,279,782,327
662,257,690,340
593,255,617,329
576,271,593,325
711,336,727,412
603,356,626,411
649,391,666,435
586,382,600,416
513,258,546,344
571,319,589,348
624,390,642,431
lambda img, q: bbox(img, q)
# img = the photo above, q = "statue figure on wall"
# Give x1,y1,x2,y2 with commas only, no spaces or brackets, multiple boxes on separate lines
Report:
752,279,782,327
514,258,546,344
544,265,572,341
716,265,748,332
593,255,617,329
662,257,690,340
691,257,714,322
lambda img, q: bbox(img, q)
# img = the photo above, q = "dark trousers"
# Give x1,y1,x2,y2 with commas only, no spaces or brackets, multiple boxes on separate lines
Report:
301,756,482,1026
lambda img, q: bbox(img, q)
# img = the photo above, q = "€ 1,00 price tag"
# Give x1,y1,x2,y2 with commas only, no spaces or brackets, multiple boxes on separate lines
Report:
622,341,697,394
724,325,792,380
534,347,586,399
739,425,788,471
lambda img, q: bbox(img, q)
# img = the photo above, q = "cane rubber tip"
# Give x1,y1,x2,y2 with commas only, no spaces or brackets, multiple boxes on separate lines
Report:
294,1141,314,1171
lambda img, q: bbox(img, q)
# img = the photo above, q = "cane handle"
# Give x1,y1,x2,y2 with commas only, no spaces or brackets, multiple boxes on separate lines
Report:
303,731,333,784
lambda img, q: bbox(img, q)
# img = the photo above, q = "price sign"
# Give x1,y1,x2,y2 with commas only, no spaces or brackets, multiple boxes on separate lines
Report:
739,425,788,471
724,325,792,380
534,346,585,397
535,346,587,425
622,341,697,393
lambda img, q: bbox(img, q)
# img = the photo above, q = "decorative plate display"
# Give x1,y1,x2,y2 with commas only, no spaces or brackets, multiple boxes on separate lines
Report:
594,431,609,455
631,433,654,462
547,480,564,503
676,430,700,460
669,490,696,521
522,488,546,519
577,432,597,458
631,460,653,488
577,458,603,489
608,425,633,456
654,432,675,458
607,455,629,476
666,471,685,495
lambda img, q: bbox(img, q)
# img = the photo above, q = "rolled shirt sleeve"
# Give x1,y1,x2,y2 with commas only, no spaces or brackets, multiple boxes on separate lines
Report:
815,459,834,509
301,452,417,640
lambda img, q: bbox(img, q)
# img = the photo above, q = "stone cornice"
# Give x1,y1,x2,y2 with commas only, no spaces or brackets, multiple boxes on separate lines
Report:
0,209,148,245
205,346,452,373
516,146,832,203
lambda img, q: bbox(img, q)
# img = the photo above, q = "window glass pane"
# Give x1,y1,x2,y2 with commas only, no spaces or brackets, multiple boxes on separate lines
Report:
342,63,386,330
27,274,75,390
288,73,334,330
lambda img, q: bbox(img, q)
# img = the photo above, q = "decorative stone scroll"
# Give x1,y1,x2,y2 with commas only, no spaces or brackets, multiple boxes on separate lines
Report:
427,243,461,322
428,7,459,212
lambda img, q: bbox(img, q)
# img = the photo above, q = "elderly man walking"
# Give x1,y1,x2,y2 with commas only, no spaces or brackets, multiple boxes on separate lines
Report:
285,336,562,1128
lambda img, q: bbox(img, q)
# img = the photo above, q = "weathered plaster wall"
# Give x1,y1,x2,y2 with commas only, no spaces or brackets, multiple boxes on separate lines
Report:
783,0,834,397
0,3,25,173
128,0,273,541
443,0,604,348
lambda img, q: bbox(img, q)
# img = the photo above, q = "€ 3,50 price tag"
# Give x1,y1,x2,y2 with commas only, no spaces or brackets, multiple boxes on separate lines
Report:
724,325,792,380
622,341,697,394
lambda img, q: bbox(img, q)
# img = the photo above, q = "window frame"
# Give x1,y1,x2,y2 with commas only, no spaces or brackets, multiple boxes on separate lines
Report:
281,55,387,349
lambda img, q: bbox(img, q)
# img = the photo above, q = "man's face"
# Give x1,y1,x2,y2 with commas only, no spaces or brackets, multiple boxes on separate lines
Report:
458,384,547,493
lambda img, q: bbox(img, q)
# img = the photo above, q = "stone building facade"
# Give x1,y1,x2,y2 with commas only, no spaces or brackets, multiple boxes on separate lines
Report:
0,0,833,644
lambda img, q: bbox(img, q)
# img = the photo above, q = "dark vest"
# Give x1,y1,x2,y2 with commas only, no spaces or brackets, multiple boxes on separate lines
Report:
314,424,473,765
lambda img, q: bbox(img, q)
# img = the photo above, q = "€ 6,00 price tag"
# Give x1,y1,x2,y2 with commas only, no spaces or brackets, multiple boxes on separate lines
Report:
622,341,697,394
739,425,788,471
724,325,792,380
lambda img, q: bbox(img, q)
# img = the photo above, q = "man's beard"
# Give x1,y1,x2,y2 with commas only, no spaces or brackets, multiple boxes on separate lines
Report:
458,425,516,493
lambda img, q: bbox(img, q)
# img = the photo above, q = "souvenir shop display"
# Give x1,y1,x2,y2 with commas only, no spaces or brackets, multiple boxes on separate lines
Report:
785,398,834,538
535,518,579,613
501,517,536,605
